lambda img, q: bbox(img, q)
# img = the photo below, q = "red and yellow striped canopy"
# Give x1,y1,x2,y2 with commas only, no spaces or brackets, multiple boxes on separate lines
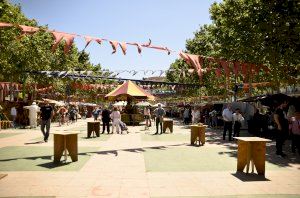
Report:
105,80,155,101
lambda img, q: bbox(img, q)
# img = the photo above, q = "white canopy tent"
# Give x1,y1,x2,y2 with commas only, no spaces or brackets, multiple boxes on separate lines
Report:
152,103,165,107
135,101,152,107
112,101,127,107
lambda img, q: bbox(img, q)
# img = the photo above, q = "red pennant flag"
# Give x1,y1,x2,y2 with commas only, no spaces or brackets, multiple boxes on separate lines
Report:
127,42,142,54
63,34,75,53
19,25,39,34
233,62,240,75
261,64,270,73
84,36,93,48
0,22,13,28
219,60,230,77
215,68,221,77
241,63,248,80
109,40,119,54
84,36,102,48
141,39,152,47
51,32,64,52
179,51,190,65
186,53,203,80
249,64,258,75
146,45,171,55
119,42,127,55
51,32,75,53
254,64,260,74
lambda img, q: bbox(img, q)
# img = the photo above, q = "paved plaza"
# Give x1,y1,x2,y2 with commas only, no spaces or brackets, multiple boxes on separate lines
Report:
0,118,300,197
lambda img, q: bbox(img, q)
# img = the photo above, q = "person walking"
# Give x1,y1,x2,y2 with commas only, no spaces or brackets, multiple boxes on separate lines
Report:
144,105,151,129
82,106,88,119
10,106,17,128
210,109,218,128
110,107,121,134
69,106,77,123
233,108,244,137
222,104,233,141
57,106,67,126
274,101,289,157
183,107,189,125
40,100,53,142
92,107,98,121
102,107,111,134
154,104,165,135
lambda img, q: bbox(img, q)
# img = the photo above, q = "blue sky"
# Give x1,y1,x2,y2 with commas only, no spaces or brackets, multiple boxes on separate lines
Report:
10,0,220,79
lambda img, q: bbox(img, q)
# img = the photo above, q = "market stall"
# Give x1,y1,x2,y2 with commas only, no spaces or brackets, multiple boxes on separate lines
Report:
105,80,155,125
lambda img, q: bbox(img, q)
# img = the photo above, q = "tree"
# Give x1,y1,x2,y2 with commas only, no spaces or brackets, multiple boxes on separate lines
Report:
0,0,111,101
209,0,299,87
167,0,300,98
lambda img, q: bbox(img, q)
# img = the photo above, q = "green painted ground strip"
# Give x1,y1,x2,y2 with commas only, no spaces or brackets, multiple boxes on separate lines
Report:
31,132,112,142
141,133,190,141
0,133,22,138
144,146,284,172
0,146,98,171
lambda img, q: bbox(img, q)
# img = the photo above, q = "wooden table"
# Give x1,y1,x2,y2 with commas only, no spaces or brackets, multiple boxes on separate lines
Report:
52,132,79,163
163,119,173,133
190,124,207,146
87,121,100,138
234,137,271,175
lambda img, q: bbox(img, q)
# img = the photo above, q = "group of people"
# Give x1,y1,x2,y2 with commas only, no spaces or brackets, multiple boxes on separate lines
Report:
56,105,83,126
222,101,300,157
92,106,126,134
142,104,166,134
273,101,300,157
182,106,219,126
222,104,245,141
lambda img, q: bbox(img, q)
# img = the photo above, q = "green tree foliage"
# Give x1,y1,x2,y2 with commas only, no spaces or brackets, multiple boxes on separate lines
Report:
167,0,300,96
0,0,112,101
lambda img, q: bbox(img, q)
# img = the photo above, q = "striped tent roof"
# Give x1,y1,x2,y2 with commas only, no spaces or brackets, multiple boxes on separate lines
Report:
105,80,155,101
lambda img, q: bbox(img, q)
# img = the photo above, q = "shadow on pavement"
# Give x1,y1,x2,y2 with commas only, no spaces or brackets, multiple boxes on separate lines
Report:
232,172,270,182
38,161,73,169
24,141,44,145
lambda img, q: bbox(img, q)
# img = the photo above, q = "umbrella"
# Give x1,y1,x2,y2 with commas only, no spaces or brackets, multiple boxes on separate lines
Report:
42,98,65,106
152,103,165,107
136,101,152,107
113,101,127,107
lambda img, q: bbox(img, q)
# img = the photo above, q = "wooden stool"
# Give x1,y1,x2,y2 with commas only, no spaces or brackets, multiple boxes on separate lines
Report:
234,137,271,175
190,125,206,146
163,119,173,133
52,132,79,163
87,121,100,138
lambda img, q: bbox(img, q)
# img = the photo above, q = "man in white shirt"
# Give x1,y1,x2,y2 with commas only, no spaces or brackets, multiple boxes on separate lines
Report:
154,104,166,135
222,104,233,141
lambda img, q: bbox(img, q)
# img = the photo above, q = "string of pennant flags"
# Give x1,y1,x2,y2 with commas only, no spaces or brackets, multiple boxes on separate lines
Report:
28,71,202,89
108,68,201,77
1,22,271,81
27,68,201,78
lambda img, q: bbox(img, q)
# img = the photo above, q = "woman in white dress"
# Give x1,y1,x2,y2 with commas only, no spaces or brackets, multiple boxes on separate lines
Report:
110,106,121,134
